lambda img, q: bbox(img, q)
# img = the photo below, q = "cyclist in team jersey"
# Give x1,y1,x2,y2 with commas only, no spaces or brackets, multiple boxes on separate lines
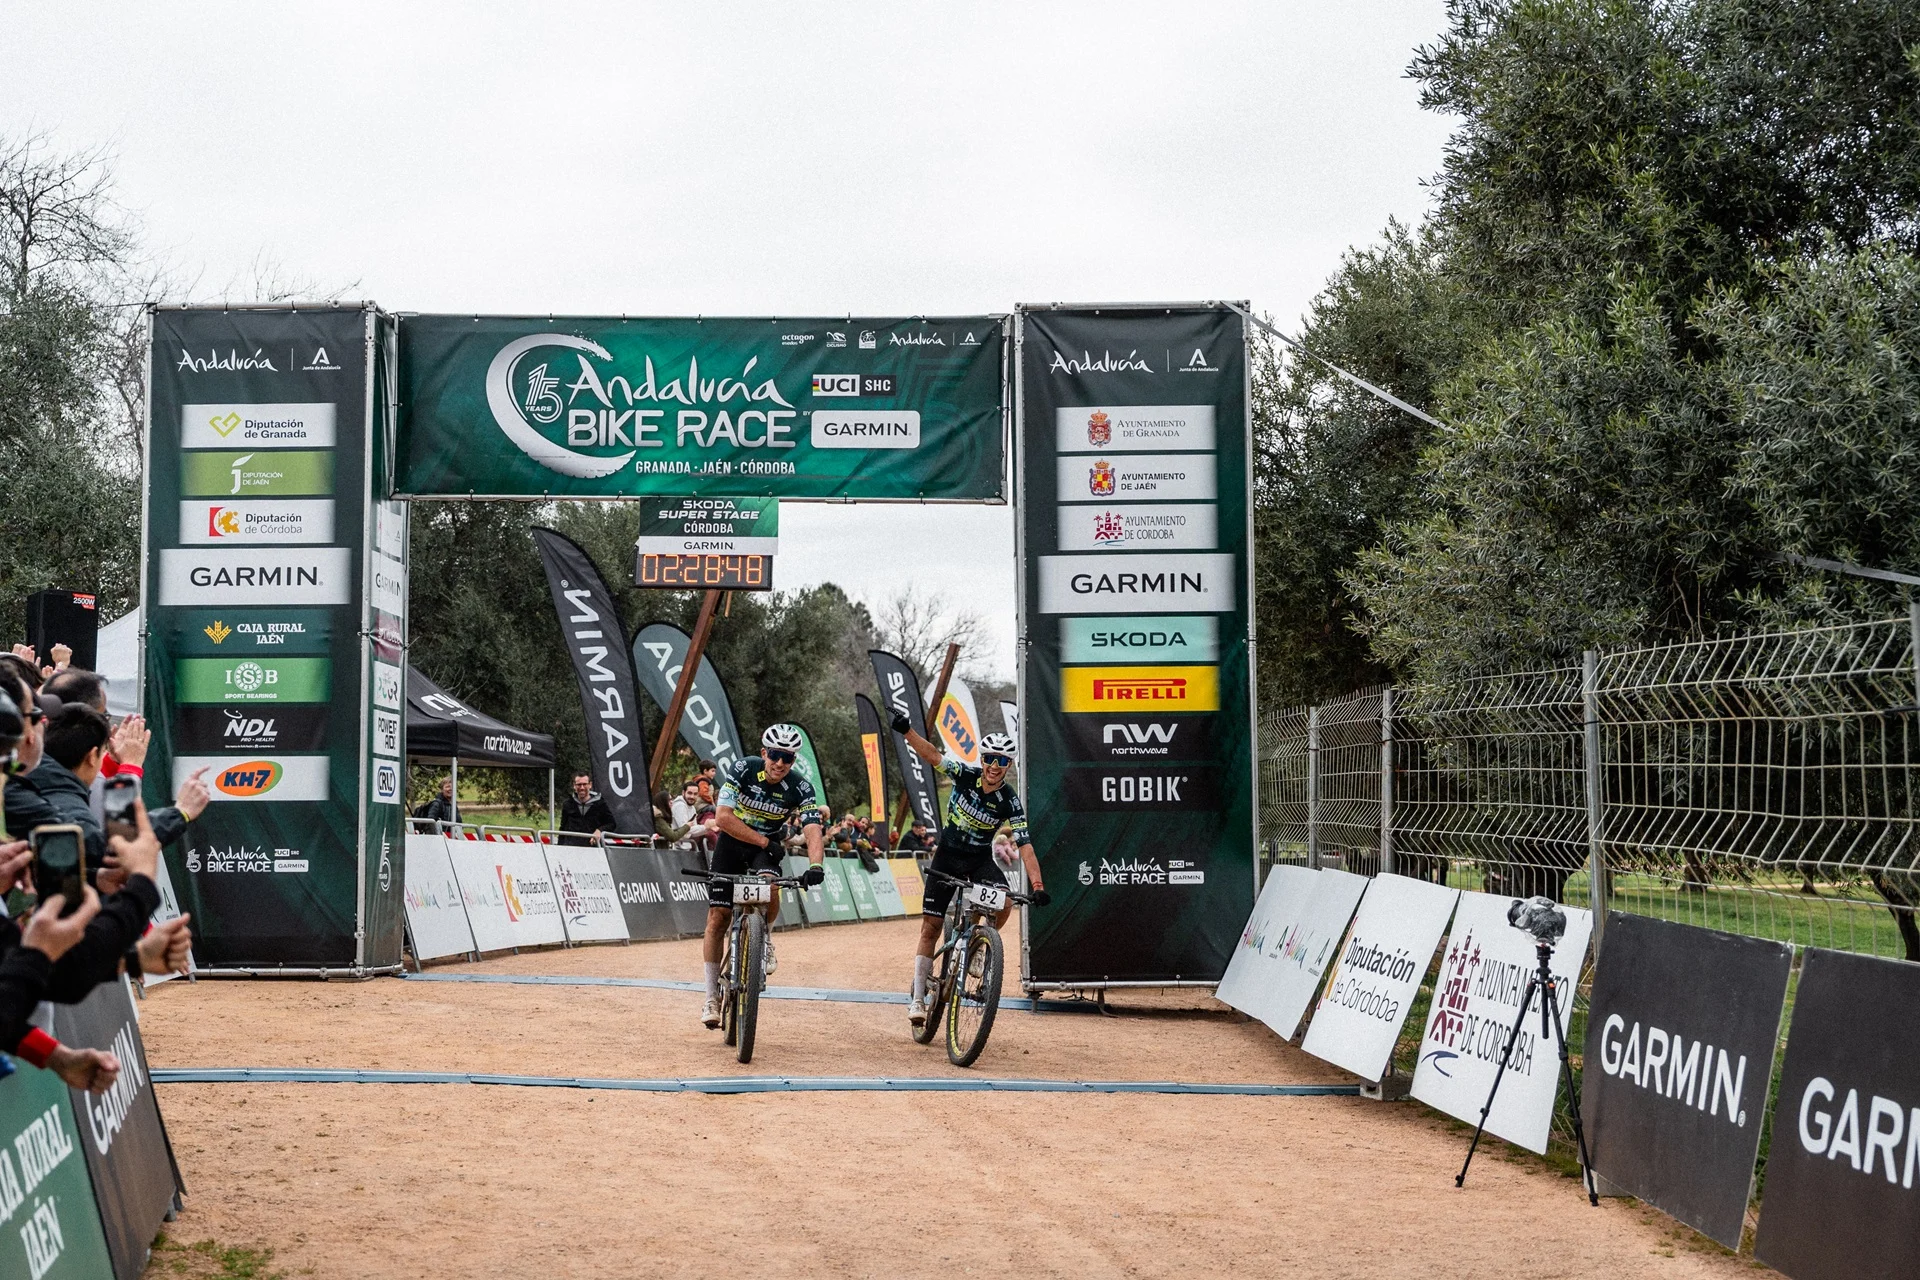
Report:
891,715,1050,1027
700,724,827,1028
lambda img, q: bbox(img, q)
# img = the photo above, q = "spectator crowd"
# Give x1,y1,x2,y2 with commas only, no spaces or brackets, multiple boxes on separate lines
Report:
1,643,198,1096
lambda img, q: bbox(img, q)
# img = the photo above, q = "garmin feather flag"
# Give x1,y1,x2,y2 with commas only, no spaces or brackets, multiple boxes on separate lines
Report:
532,528,653,835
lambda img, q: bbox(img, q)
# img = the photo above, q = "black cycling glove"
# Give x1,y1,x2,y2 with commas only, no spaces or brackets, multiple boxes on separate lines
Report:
1029,888,1052,908
889,712,911,735
801,864,826,887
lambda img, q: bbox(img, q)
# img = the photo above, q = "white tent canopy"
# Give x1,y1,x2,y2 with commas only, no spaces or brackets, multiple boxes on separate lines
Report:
94,606,142,719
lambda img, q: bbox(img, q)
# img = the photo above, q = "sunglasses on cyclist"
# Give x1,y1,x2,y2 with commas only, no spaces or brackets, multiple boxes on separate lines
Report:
764,749,797,765
981,753,1013,768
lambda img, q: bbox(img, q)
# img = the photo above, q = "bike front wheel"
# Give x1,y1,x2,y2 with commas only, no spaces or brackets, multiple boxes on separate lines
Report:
735,910,766,1064
946,924,1003,1068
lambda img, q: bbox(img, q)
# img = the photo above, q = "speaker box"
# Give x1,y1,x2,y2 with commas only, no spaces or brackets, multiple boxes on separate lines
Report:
25,589,99,673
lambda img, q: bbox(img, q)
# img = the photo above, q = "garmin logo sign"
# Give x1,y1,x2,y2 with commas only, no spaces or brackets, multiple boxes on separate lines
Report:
1037,553,1235,615
159,547,353,606
1596,1015,1750,1126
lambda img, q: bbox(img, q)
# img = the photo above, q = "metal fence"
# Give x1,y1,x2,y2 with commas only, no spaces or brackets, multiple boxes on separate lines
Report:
1261,613,1920,963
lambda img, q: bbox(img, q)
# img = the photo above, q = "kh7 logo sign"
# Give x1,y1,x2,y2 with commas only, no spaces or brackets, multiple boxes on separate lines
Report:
216,760,282,797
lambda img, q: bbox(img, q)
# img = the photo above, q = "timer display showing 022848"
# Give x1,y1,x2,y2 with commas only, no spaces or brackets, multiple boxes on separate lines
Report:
634,552,773,591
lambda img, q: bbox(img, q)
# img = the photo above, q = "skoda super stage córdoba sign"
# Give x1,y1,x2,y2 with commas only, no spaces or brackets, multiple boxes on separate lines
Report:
394,316,1008,500
1017,305,1255,986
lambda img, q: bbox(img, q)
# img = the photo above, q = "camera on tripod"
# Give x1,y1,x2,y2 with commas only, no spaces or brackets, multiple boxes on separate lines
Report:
1507,895,1567,943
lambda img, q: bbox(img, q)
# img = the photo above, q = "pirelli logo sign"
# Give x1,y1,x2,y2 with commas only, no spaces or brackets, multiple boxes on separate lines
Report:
1060,665,1220,713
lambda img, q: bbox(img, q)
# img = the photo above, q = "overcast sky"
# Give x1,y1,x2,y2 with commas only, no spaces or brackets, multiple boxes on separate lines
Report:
2,2,1452,680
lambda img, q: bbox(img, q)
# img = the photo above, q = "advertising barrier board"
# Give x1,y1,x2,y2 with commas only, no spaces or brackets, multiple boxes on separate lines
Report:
1215,863,1314,1013
51,979,184,1280
840,856,881,919
816,856,860,923
1754,947,1920,1279
785,855,834,924
866,860,908,917
1301,875,1460,1082
1229,867,1369,1040
0,1062,116,1279
661,848,713,935
448,840,566,950
403,833,476,961
889,859,924,916
1409,891,1593,1152
1018,305,1255,985
1582,913,1791,1249
544,843,630,943
604,845,681,940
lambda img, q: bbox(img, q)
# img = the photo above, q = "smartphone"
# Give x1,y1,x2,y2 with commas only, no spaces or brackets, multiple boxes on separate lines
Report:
102,774,140,841
29,824,86,917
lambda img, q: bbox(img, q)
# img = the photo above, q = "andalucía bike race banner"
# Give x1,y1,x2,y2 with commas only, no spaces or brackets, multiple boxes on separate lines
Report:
144,306,408,970
394,316,1008,500
1016,305,1255,985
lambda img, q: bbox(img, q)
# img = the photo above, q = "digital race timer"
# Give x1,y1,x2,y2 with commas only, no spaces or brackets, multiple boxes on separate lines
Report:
634,552,774,590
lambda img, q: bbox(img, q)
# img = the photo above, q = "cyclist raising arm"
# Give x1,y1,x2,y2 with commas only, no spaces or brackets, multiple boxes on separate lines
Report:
892,716,1049,1027
700,724,826,1028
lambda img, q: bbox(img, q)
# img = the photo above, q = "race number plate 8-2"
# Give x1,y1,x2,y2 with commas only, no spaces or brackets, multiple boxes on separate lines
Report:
966,883,1008,912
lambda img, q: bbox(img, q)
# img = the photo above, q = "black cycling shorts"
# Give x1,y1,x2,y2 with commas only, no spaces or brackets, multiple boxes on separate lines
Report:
709,832,783,908
921,843,1009,918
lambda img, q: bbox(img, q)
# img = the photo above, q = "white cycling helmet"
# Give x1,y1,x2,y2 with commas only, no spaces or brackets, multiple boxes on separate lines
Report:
761,723,804,753
979,733,1018,762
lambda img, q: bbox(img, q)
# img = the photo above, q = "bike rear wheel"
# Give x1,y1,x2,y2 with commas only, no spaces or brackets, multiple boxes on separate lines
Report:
735,910,766,1064
946,924,1003,1068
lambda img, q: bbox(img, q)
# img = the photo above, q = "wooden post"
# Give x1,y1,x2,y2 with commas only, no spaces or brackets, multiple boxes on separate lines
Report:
648,589,722,796
893,643,961,836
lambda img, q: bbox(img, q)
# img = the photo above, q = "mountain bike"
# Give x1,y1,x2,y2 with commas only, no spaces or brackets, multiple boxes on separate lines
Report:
913,869,1035,1067
682,867,806,1064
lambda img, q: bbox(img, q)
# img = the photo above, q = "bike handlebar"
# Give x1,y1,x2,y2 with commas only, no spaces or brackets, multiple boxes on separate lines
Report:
924,867,1038,906
678,867,810,889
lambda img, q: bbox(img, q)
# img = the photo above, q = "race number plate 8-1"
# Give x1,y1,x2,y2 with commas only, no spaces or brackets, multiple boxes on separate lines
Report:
733,881,773,905
966,883,1008,912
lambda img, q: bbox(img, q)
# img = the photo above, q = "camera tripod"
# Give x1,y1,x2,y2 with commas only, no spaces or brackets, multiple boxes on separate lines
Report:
1455,936,1599,1204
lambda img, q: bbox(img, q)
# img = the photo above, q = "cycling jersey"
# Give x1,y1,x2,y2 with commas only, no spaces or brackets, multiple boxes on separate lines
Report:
717,756,822,837
937,756,1029,853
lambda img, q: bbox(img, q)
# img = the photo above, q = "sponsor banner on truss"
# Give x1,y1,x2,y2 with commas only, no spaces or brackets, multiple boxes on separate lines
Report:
1018,305,1254,985
1301,875,1460,1083
394,315,1007,500
1409,891,1594,1153
1754,947,1920,1279
1582,913,1791,1250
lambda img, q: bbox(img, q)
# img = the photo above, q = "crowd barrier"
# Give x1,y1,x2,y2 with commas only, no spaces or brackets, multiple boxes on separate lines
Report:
1,976,184,1280
402,823,921,963
1215,867,1919,1278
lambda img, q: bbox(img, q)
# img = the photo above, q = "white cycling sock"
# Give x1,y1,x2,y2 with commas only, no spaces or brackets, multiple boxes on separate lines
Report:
912,954,932,1001
704,961,722,1000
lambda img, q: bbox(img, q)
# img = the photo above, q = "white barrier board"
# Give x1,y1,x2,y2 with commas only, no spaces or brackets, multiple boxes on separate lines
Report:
545,843,630,943
866,860,908,917
1302,874,1460,1083
449,840,567,950
1410,891,1593,1152
404,833,476,961
1231,867,1370,1041
1215,863,1315,1013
